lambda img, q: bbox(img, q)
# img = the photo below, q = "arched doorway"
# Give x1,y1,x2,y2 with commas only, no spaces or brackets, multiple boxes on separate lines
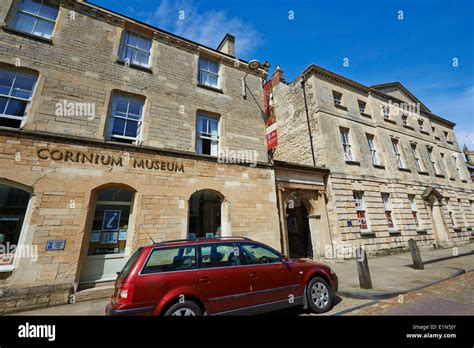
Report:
0,182,32,270
80,187,134,284
188,190,223,239
285,194,313,259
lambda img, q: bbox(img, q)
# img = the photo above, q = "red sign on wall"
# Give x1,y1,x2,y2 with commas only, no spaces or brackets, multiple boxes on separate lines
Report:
263,80,277,150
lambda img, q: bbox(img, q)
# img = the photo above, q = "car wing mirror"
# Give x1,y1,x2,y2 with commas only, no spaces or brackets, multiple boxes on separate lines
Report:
282,255,290,263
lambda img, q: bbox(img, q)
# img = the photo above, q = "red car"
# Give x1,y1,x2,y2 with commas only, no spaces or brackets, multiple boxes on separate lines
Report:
106,237,338,316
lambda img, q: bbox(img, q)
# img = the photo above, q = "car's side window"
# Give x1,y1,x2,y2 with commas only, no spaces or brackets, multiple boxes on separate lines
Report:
240,243,282,265
198,243,240,269
142,246,196,274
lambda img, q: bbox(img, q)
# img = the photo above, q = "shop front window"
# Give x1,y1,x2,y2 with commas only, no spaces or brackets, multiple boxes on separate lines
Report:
88,188,133,256
0,183,31,266
188,190,222,239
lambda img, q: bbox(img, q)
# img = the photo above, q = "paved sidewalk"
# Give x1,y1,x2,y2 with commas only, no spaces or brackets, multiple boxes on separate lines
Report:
327,242,473,299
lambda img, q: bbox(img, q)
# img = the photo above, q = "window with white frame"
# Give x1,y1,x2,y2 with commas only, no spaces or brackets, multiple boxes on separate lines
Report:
382,105,390,119
381,193,395,229
353,191,368,231
196,114,219,156
391,138,405,168
408,194,419,227
107,94,144,143
0,68,37,129
340,128,353,161
332,91,343,106
366,134,379,166
198,57,219,88
410,143,423,172
120,31,152,68
12,0,59,39
427,146,440,174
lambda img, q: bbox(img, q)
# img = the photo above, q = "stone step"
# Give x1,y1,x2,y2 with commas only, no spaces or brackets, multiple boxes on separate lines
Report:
75,285,114,303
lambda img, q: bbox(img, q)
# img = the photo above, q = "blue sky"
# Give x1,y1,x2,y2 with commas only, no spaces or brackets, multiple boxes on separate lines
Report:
89,0,473,148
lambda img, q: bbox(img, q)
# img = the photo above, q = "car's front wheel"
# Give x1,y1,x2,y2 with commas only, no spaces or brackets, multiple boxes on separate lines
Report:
306,277,333,313
164,301,202,316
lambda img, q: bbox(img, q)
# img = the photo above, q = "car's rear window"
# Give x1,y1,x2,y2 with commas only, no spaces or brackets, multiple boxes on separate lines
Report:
118,247,143,281
142,246,197,274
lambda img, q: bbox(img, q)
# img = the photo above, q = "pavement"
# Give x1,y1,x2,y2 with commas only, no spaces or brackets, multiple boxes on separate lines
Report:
326,242,473,299
10,242,474,316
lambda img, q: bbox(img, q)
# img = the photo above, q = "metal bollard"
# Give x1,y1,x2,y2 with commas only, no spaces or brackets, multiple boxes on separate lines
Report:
408,238,424,270
356,247,373,289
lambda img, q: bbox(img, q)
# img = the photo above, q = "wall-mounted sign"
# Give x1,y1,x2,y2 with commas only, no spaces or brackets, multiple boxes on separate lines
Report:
46,240,66,251
263,80,278,151
90,230,100,243
347,220,353,227
102,210,121,231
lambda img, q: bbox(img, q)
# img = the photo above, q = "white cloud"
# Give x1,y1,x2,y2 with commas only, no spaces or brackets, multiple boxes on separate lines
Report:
128,0,263,58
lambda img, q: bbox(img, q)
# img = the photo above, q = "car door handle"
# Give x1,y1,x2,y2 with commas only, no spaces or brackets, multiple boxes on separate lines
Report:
250,272,259,278
199,277,210,284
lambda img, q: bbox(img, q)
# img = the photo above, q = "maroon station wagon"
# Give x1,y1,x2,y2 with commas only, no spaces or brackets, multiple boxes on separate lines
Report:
106,237,338,316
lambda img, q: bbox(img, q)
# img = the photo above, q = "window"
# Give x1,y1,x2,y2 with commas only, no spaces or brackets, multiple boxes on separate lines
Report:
88,188,133,256
142,246,196,274
366,134,379,165
332,91,343,106
418,119,424,131
408,194,419,227
431,126,437,137
353,191,369,231
107,94,144,143
440,152,451,178
198,57,219,88
391,138,405,168
445,198,457,227
443,131,449,142
188,190,223,239
0,68,37,128
410,143,423,172
458,199,468,227
402,114,408,126
340,128,353,161
452,154,463,180
120,31,152,68
199,243,239,268
196,114,219,156
0,183,31,268
358,100,366,113
427,146,440,174
382,105,390,119
382,193,395,229
12,0,59,39
240,243,281,265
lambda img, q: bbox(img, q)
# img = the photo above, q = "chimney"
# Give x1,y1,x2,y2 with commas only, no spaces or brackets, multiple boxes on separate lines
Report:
217,34,235,57
271,66,284,87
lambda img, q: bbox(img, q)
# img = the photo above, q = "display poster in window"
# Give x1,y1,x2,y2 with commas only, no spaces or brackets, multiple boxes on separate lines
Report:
90,230,100,242
102,210,121,231
118,229,128,241
100,232,118,244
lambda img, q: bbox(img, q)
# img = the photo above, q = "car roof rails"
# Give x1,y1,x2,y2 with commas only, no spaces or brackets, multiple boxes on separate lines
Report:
155,236,252,246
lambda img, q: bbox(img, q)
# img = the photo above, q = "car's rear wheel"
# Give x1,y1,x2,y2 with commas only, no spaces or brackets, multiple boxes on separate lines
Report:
306,277,333,313
164,300,202,316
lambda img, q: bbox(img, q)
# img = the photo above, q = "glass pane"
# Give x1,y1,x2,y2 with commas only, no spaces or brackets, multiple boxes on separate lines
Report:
12,74,36,98
137,36,152,51
199,244,239,268
127,99,142,118
19,0,42,15
125,32,138,47
209,118,218,134
142,247,196,274
199,70,207,85
0,97,8,114
114,96,129,114
13,13,36,34
121,47,134,62
111,117,126,136
5,99,27,117
199,57,208,71
97,189,132,202
240,244,281,265
39,0,59,20
208,74,218,87
197,116,208,133
33,19,54,38
124,120,139,138
134,51,149,67
0,72,15,96
208,60,219,73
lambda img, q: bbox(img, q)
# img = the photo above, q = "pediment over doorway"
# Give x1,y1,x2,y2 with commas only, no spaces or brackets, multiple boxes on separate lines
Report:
422,187,444,202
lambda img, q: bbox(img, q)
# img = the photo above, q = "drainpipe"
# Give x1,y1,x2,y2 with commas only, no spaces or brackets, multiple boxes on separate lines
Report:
301,75,316,167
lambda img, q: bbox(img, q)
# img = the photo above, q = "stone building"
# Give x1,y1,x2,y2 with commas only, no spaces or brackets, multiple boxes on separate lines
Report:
463,144,474,182
271,65,473,259
0,0,281,312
